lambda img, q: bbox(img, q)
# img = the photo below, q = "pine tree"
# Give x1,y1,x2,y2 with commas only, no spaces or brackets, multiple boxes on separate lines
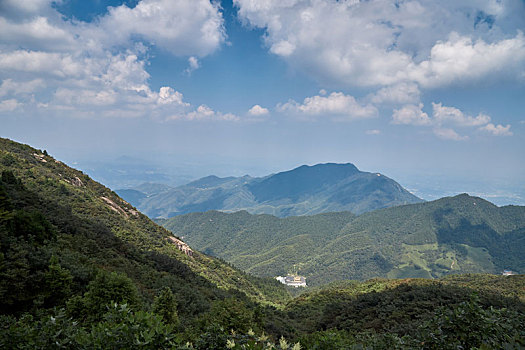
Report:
152,286,179,326
44,255,73,306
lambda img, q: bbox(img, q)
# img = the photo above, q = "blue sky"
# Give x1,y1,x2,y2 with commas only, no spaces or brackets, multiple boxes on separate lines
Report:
1,0,525,204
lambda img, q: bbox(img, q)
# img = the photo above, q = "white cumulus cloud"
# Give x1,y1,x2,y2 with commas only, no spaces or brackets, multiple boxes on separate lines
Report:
248,104,269,116
0,0,55,16
157,87,188,106
410,32,525,87
234,0,525,88
0,78,45,97
392,103,431,126
279,92,377,121
433,127,469,141
169,105,239,121
479,123,513,136
0,99,22,112
391,102,512,140
369,82,421,105
0,0,230,120
98,0,226,57
184,56,201,75
432,103,491,127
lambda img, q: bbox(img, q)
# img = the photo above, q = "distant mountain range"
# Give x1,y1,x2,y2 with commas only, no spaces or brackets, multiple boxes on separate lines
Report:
162,194,525,285
117,163,423,218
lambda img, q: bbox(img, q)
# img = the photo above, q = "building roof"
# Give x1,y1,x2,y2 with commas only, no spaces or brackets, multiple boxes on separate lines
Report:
284,275,306,283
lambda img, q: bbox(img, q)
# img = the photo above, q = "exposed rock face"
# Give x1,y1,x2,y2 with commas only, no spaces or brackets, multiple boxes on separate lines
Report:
33,153,47,163
167,236,193,256
101,196,129,217
71,176,84,187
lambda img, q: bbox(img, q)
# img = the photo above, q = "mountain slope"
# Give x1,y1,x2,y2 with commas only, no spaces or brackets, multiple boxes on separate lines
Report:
119,163,422,218
1,137,524,348
0,137,290,318
163,195,525,285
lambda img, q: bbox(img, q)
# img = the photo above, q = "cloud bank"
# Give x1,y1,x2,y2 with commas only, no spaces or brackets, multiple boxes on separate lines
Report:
0,0,232,121
391,102,512,140
234,0,525,88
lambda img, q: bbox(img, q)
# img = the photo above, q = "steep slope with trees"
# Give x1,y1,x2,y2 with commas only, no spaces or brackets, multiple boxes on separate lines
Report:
0,137,290,317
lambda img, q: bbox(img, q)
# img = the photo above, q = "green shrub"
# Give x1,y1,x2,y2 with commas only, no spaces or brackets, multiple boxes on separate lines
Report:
152,286,179,326
78,303,179,349
80,270,141,321
417,295,525,349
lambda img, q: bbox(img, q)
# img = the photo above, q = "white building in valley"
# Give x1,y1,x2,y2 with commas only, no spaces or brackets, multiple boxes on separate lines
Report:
276,275,307,287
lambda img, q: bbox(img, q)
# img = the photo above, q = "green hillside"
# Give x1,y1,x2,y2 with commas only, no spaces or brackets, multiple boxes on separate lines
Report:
119,163,422,218
163,196,525,285
0,137,290,314
278,274,525,348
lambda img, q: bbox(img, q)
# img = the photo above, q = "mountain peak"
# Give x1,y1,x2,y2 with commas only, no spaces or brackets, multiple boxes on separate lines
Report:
293,162,359,172
185,175,235,188
120,161,422,218
248,163,361,202
447,193,497,206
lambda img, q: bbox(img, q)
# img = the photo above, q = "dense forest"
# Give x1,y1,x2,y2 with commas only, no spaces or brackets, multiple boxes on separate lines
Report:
1,137,524,349
163,196,525,285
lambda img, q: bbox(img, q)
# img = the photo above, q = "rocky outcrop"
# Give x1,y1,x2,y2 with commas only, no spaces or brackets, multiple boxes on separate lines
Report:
167,236,193,257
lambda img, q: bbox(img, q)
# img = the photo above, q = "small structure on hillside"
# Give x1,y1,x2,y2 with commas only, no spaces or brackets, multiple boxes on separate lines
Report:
276,275,307,287
502,270,517,276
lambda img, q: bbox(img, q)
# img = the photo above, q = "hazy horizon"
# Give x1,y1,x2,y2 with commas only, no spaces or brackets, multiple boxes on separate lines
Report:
5,140,516,207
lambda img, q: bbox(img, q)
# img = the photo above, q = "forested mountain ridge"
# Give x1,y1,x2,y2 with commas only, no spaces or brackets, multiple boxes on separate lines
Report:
163,194,525,285
118,162,423,218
